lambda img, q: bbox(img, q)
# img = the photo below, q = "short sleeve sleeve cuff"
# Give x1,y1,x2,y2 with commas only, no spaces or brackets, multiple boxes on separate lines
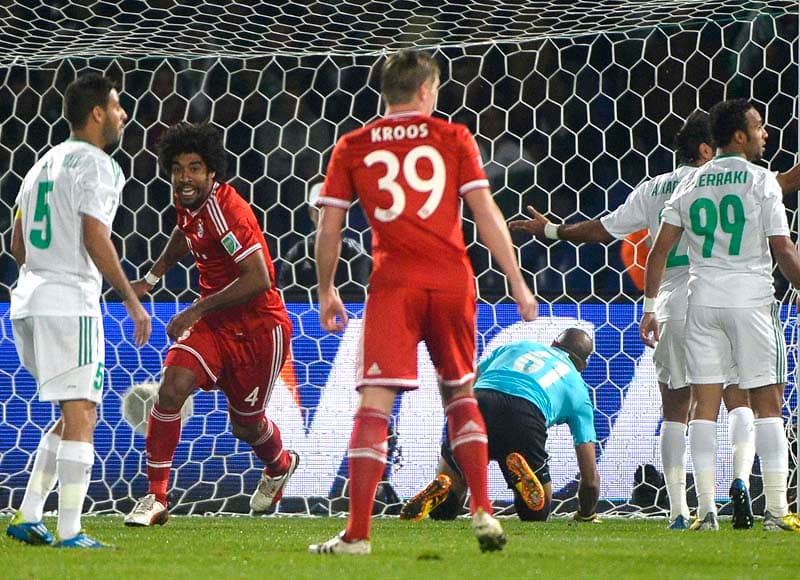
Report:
459,179,490,196
316,196,351,209
660,205,682,227
599,213,629,240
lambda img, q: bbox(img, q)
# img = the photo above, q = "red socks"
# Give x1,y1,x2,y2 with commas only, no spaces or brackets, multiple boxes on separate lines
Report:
146,403,182,505
344,407,390,542
445,396,492,514
252,418,291,476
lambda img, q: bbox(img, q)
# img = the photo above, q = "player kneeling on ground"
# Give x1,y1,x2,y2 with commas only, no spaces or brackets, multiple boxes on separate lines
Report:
124,123,297,526
401,329,600,523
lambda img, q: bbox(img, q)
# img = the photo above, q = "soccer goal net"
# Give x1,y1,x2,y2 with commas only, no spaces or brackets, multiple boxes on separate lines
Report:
0,0,797,518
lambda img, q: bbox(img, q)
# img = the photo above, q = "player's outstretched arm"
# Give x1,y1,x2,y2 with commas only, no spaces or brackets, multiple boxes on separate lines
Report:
165,250,270,341
10,211,25,267
769,235,800,289
508,205,614,244
574,442,600,520
465,188,538,321
777,163,800,195
315,205,349,332
640,222,683,347
133,226,190,296
82,215,151,346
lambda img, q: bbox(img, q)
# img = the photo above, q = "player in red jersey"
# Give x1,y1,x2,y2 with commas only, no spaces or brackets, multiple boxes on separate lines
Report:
309,50,538,555
124,123,297,526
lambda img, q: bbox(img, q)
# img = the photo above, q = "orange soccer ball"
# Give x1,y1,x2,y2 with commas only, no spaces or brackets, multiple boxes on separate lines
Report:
620,229,650,292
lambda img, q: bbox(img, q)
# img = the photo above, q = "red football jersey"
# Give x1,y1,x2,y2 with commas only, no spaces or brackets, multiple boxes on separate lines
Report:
175,181,288,329
318,111,489,292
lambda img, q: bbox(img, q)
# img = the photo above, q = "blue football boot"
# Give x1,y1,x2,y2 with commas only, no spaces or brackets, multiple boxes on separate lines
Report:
53,532,114,549
6,511,54,545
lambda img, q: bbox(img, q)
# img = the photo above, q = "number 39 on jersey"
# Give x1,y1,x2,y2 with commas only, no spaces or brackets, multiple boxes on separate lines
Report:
365,145,445,222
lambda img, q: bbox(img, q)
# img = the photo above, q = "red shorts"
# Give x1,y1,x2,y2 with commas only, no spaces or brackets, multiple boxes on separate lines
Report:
356,287,476,390
164,316,291,425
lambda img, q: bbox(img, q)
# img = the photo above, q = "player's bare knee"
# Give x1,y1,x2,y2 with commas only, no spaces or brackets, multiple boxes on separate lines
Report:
158,368,196,410
750,384,784,418
688,385,723,421
722,385,750,411
661,384,690,423
59,400,97,441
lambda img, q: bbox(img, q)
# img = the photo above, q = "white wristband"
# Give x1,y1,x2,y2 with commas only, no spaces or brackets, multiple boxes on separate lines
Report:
643,297,657,313
544,222,560,240
144,271,161,286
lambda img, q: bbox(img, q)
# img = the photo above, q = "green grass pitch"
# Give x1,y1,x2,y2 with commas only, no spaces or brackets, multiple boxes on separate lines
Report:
2,515,799,579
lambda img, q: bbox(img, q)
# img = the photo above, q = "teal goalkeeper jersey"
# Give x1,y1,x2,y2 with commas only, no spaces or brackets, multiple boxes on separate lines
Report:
475,341,597,446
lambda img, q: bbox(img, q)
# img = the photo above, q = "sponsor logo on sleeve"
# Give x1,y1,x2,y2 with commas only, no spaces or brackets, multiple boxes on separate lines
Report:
221,231,241,256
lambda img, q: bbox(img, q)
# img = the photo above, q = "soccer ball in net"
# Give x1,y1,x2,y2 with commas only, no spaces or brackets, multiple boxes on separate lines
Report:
121,381,193,435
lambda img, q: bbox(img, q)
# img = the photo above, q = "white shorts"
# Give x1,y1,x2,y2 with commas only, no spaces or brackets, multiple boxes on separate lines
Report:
685,303,786,390
653,319,688,390
12,316,105,404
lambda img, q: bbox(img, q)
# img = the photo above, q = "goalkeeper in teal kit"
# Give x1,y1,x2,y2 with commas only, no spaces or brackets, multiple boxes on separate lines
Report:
401,328,600,522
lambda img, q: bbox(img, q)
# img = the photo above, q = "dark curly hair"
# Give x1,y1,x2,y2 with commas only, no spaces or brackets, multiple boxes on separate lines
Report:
710,99,755,149
157,122,227,178
674,110,712,165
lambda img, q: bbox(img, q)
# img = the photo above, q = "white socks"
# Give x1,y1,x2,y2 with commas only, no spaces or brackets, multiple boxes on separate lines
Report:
56,440,94,540
688,420,718,518
754,417,789,517
727,406,755,485
660,421,689,520
20,425,62,523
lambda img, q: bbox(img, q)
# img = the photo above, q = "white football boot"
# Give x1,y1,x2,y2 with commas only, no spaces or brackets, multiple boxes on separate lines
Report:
124,493,169,527
250,450,300,512
472,507,507,552
309,530,371,555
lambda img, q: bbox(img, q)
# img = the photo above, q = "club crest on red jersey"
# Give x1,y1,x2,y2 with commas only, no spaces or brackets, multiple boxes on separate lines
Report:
196,219,204,238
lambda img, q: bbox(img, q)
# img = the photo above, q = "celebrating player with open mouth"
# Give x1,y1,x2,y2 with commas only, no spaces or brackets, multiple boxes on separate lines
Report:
124,123,297,527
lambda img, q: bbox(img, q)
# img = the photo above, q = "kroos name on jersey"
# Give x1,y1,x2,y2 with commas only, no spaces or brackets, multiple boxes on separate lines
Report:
370,123,429,143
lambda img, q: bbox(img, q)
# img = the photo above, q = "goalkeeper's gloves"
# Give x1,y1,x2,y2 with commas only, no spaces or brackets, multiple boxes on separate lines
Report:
573,512,601,523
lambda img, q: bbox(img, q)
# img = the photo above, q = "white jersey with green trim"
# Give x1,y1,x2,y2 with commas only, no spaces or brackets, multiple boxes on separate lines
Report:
661,154,788,308
600,165,694,321
11,139,124,318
